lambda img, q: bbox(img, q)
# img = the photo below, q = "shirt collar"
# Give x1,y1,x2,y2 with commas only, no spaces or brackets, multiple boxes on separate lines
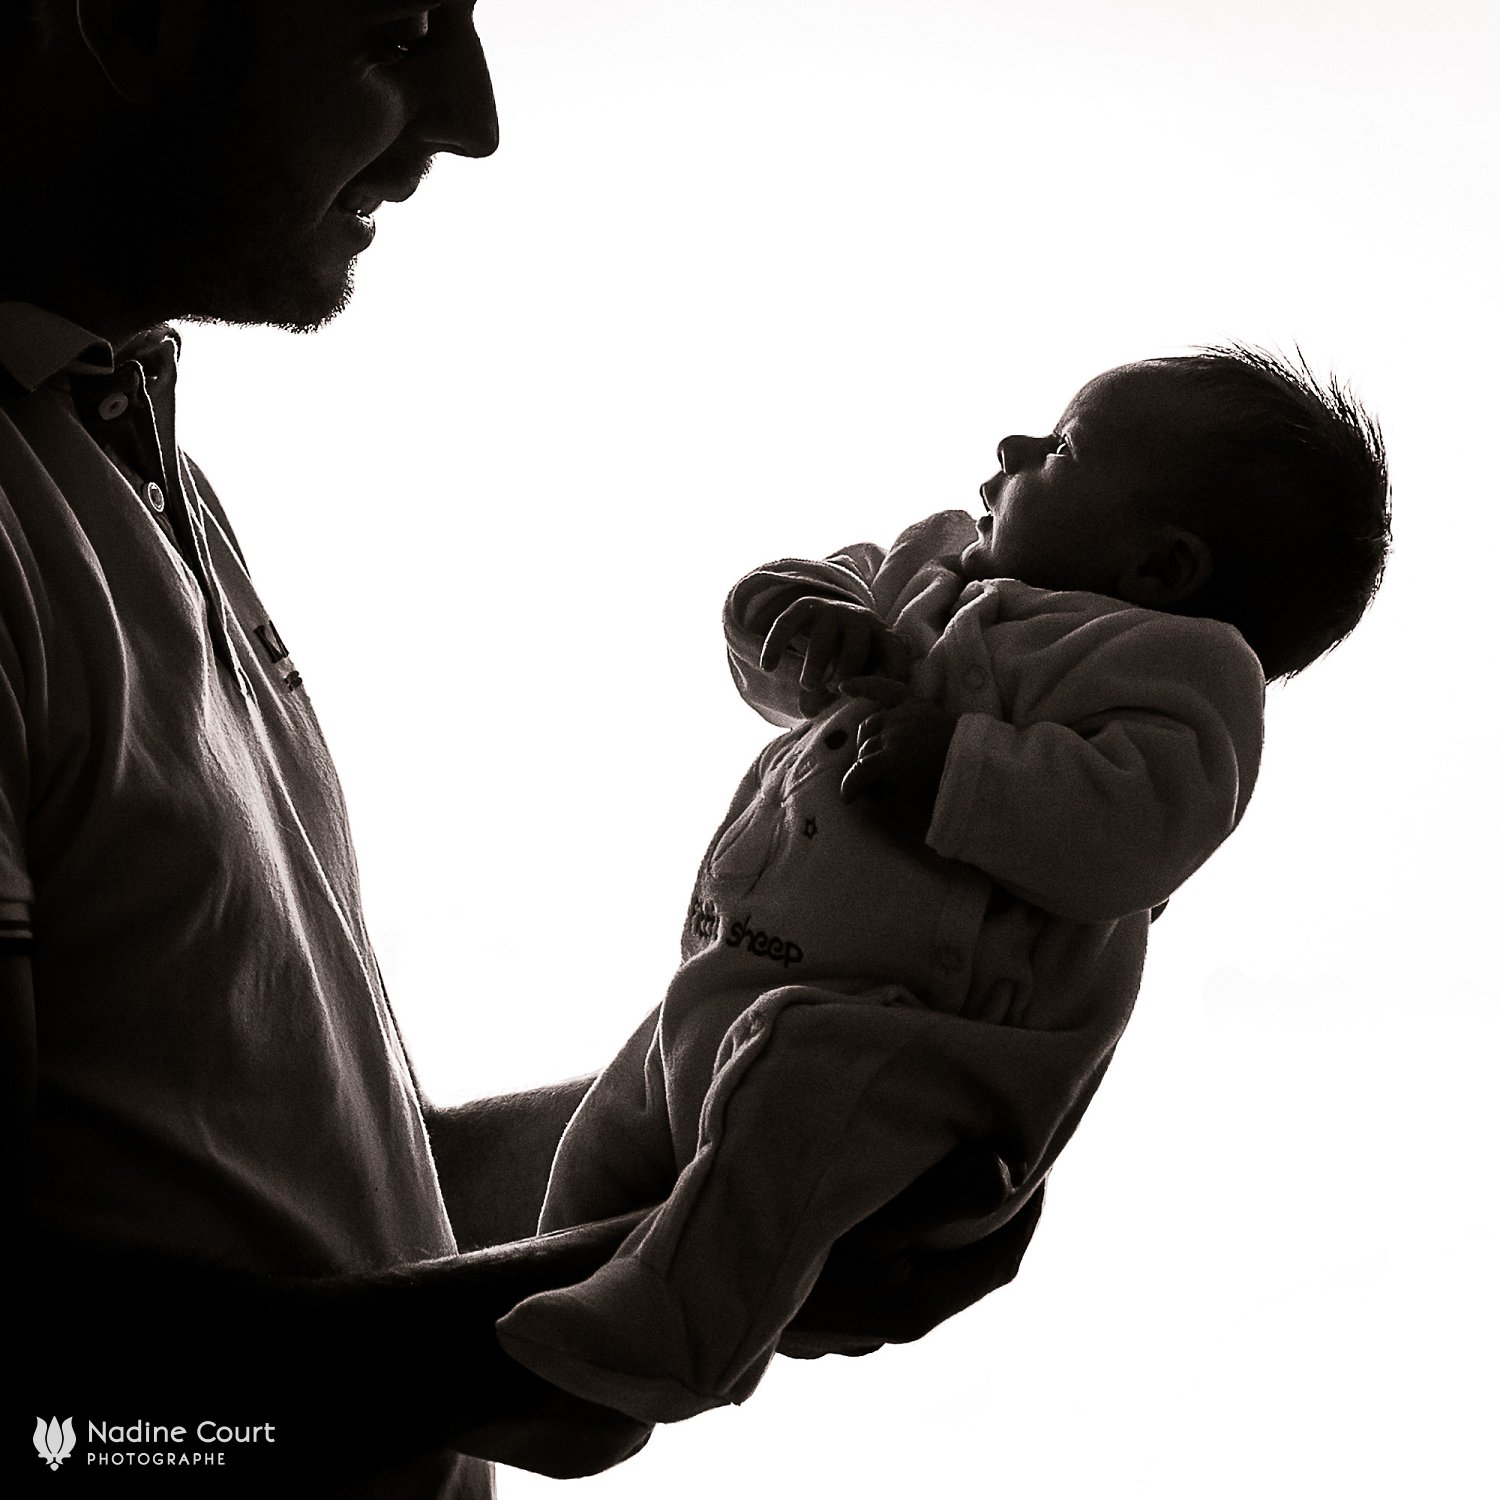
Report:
0,301,181,393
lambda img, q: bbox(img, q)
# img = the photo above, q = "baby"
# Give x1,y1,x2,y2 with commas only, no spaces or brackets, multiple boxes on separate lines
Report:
496,346,1391,1427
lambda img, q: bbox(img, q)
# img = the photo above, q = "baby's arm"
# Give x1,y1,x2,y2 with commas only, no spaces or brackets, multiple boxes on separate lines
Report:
724,545,902,725
724,512,978,725
927,615,1265,921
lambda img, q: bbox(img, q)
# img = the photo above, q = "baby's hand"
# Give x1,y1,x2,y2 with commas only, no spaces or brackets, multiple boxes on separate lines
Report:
839,679,957,812
761,598,908,718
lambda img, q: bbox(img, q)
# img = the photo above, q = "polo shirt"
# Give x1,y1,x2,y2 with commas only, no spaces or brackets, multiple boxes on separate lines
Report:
1,303,497,1495
0,300,464,1277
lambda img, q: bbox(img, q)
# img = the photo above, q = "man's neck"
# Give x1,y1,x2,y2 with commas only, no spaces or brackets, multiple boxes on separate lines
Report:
1,74,177,347
0,186,175,349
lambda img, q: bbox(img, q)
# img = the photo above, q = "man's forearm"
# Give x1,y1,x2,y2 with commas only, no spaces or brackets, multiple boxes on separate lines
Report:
426,1077,594,1249
26,1214,644,1486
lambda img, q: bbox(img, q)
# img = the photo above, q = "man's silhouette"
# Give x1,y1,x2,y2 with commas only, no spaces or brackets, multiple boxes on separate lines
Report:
0,4,1035,1493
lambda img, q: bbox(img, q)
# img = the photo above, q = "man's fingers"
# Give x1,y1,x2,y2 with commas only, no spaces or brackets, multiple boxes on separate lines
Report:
883,1186,1046,1343
844,1142,1015,1254
776,1328,884,1361
781,1186,1046,1356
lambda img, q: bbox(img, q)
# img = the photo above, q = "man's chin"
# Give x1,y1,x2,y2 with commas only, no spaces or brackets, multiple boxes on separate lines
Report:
181,253,358,334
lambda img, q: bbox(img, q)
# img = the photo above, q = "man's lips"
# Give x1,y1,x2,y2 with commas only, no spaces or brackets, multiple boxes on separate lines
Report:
338,193,382,219
335,180,424,219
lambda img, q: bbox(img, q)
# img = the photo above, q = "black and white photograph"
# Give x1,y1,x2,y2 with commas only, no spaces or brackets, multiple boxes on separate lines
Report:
5,2,1495,1496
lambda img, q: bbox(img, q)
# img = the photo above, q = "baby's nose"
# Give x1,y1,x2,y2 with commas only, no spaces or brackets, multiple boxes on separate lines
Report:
996,433,1052,474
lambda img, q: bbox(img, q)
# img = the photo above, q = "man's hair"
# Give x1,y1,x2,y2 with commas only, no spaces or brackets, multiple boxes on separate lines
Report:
0,1,47,64
1158,344,1391,682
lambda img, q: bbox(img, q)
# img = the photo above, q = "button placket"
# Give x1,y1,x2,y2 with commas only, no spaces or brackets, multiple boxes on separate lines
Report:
75,345,253,699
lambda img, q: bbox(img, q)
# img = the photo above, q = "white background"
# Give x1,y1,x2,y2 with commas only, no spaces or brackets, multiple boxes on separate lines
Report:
178,2,1496,1496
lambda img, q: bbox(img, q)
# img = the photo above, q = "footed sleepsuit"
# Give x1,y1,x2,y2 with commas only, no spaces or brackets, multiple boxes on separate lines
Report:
496,510,1265,1424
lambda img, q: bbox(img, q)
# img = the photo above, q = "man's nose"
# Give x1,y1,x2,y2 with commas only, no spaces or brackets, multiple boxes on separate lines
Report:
414,16,501,159
995,434,1052,474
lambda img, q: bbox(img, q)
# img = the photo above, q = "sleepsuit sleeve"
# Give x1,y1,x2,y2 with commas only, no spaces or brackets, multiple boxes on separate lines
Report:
722,543,886,728
721,510,979,728
927,610,1266,922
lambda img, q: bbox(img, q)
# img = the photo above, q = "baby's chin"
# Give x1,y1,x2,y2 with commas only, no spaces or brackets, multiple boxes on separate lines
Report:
958,539,1003,582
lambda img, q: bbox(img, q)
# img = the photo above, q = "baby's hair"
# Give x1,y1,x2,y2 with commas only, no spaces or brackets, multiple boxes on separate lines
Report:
1154,345,1391,682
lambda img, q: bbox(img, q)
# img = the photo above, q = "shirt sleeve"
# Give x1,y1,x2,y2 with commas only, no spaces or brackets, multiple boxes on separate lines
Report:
0,486,37,941
926,611,1265,922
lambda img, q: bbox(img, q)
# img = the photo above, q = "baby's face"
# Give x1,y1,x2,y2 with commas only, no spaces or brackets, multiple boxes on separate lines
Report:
961,362,1216,594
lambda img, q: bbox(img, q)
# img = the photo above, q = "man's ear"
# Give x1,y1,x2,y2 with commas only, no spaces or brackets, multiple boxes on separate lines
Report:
1115,528,1214,610
75,0,204,104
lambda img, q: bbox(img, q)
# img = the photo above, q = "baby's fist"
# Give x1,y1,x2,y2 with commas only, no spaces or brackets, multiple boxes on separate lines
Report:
761,598,907,716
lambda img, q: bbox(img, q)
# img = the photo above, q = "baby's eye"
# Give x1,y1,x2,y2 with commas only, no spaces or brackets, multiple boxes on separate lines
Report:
1047,433,1072,459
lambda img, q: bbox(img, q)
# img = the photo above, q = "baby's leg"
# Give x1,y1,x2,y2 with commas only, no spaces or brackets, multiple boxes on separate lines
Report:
538,970,786,1231
537,1006,678,1230
497,981,1037,1423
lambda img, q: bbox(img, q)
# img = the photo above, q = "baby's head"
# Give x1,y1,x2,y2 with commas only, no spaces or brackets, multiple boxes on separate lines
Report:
961,347,1391,680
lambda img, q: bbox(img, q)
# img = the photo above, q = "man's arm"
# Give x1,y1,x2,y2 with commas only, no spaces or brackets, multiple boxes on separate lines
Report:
2,951,34,1287
24,1210,652,1485
425,1080,593,1249
5,951,644,1485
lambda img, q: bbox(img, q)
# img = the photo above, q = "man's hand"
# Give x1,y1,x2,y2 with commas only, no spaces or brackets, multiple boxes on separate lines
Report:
839,677,958,812
761,598,909,718
780,1150,1045,1358
24,1214,653,1490
450,1361,652,1478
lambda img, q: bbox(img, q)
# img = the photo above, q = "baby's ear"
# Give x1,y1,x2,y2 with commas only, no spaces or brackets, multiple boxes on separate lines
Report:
1117,528,1213,609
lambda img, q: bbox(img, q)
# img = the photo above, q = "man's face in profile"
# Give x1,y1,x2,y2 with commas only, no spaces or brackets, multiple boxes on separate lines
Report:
150,1,498,331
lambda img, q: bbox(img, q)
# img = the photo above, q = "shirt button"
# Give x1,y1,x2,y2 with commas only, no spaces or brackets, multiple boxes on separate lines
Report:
964,665,987,691
97,392,129,421
936,945,964,972
143,481,167,513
